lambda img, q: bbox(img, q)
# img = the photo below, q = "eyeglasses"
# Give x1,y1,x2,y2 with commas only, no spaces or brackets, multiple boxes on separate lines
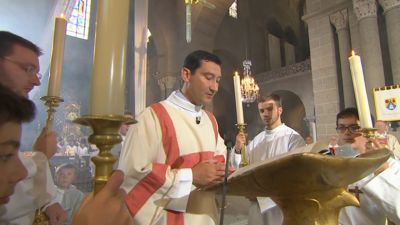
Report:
336,124,361,133
1,57,42,80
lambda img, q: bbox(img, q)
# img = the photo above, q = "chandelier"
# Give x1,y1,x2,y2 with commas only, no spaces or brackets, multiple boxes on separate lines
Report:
241,59,259,103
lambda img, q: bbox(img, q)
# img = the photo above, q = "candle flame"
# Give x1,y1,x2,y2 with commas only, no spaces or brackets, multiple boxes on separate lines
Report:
351,50,356,56
59,13,66,19
234,71,239,76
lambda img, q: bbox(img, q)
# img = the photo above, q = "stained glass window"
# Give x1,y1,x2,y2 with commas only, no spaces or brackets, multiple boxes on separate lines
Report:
66,0,91,40
229,0,238,19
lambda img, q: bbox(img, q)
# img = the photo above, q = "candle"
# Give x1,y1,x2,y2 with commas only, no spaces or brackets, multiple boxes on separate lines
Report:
47,15,67,97
90,0,130,115
348,51,373,128
233,71,244,124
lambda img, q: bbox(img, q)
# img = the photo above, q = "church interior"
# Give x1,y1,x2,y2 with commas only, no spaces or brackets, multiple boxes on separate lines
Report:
1,0,399,224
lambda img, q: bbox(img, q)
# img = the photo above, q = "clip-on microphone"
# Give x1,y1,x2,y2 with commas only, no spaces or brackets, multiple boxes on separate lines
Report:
219,136,233,225
196,116,201,124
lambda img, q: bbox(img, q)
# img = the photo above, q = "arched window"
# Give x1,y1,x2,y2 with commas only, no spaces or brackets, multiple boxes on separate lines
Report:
66,0,91,40
229,0,238,19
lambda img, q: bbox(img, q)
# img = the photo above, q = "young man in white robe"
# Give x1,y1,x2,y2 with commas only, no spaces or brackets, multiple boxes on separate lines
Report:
0,31,66,225
335,108,400,225
233,94,305,225
118,50,228,225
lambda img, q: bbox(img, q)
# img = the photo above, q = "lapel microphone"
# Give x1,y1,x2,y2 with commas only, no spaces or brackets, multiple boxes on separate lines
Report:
196,116,201,124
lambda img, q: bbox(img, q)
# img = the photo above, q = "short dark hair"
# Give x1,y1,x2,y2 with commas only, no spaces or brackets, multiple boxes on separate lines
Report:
258,94,282,107
183,50,222,74
0,31,43,58
336,107,359,126
0,85,36,125
56,163,77,175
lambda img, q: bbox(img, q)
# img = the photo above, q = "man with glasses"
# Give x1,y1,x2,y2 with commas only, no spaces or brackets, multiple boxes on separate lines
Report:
335,108,400,225
0,31,66,225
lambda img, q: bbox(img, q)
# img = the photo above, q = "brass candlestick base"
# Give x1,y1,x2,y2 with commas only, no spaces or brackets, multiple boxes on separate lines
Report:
40,96,64,130
33,96,64,225
236,123,249,167
74,115,136,194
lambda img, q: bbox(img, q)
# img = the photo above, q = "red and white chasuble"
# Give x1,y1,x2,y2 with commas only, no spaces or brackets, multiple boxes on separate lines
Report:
118,93,226,225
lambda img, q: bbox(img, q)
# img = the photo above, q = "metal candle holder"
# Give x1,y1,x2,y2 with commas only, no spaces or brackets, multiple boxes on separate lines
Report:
361,128,377,149
33,96,64,225
74,115,136,194
236,123,249,167
40,96,64,130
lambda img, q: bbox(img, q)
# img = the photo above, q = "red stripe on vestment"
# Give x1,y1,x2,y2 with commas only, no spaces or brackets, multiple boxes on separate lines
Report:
167,210,184,225
151,103,180,166
125,163,168,217
205,110,218,144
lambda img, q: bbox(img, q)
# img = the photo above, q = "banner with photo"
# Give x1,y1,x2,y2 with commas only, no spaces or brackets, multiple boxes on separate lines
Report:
374,85,400,121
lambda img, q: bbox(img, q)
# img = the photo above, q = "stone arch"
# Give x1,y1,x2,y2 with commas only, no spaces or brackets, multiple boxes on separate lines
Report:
284,26,298,46
273,90,307,138
266,17,284,38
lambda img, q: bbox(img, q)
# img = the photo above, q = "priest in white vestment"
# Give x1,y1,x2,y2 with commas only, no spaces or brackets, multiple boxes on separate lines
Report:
118,50,229,225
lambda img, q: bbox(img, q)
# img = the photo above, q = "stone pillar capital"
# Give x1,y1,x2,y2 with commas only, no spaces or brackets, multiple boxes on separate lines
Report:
330,9,349,31
378,0,400,12
353,0,377,20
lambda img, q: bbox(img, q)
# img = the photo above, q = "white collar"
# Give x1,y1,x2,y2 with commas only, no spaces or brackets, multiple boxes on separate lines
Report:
167,90,203,115
265,123,285,134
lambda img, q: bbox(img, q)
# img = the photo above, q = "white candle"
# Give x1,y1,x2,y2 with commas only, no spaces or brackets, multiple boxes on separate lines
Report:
348,51,373,128
233,71,244,124
90,0,130,115
48,15,67,97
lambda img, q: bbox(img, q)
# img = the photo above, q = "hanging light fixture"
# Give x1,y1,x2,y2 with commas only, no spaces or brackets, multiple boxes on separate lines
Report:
241,59,259,104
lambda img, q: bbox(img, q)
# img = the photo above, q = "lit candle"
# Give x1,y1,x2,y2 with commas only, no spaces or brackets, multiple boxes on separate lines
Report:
47,15,67,97
233,71,244,124
348,51,373,128
90,0,130,115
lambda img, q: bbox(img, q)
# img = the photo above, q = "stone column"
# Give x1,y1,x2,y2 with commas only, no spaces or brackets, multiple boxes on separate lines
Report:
133,0,149,116
330,9,356,108
157,75,177,99
353,0,385,115
378,0,400,84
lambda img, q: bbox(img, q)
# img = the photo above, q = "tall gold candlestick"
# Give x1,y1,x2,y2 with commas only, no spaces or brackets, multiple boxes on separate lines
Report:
48,15,67,97
349,51,373,128
90,0,130,115
236,123,249,167
33,96,63,225
233,71,248,167
74,115,135,194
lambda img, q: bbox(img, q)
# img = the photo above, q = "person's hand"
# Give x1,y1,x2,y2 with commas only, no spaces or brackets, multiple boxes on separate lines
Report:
33,128,57,158
234,132,246,153
192,159,225,187
365,137,384,152
44,203,67,225
364,138,389,175
71,170,133,225
351,136,368,154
